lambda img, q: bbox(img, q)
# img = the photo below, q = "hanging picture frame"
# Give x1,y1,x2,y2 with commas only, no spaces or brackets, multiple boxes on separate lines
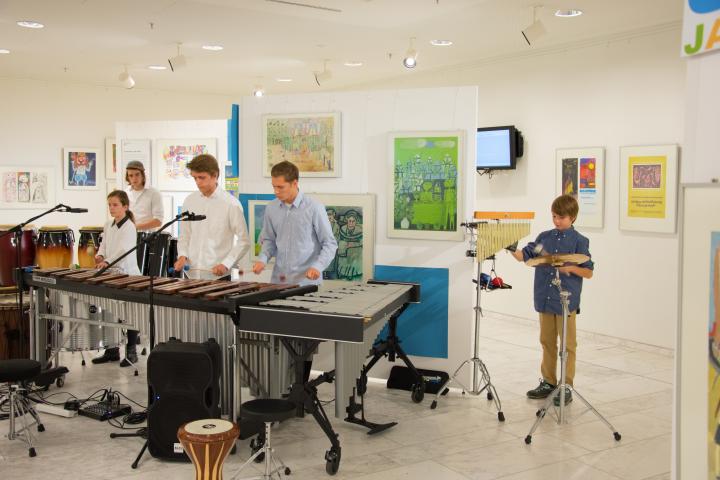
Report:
63,147,100,190
0,166,55,209
155,138,217,191
619,144,679,233
555,147,605,228
387,131,464,241
248,199,273,263
262,112,341,177
105,137,117,179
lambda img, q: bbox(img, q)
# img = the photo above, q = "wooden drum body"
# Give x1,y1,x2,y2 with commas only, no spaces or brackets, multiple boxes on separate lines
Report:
0,225,37,287
178,419,239,480
0,294,29,360
78,227,103,268
36,226,75,269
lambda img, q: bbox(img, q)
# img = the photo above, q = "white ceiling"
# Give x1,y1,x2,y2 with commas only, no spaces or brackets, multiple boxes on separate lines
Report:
0,0,683,96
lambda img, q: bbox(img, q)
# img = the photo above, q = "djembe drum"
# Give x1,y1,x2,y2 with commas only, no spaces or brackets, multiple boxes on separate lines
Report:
36,226,74,268
177,419,239,480
0,224,37,287
78,227,103,268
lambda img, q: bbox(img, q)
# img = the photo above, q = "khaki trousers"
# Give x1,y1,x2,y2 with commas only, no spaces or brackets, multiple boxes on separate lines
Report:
539,311,577,386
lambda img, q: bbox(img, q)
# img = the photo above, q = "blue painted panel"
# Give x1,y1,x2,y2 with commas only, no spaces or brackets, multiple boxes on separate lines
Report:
373,265,448,358
226,104,239,178
239,193,275,227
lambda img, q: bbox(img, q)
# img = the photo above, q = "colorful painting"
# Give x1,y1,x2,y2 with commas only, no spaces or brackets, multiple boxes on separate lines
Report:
388,132,464,241
0,166,55,209
248,200,271,263
156,138,218,191
63,148,99,190
308,193,375,282
556,148,605,228
262,113,341,177
710,232,720,479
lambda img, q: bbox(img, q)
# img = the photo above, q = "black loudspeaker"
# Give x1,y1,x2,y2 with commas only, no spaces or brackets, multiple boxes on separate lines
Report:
146,337,222,460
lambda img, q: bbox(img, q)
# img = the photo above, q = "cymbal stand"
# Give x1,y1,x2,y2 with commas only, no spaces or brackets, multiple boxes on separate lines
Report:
524,268,621,444
429,223,505,422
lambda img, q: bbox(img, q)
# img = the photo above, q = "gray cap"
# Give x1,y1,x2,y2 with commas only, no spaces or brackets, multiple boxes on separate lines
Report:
125,160,145,171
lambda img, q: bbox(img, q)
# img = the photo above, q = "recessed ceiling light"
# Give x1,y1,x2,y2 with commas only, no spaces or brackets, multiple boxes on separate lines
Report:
430,39,453,46
343,61,363,67
17,20,44,29
148,65,167,70
276,78,293,82
202,45,224,51
0,49,10,54
555,9,583,17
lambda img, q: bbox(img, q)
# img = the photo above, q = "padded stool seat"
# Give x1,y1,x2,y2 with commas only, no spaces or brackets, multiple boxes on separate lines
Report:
241,399,296,424
0,359,41,383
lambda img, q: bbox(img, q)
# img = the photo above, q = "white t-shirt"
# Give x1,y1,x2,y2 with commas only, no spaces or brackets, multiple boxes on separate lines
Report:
126,186,163,232
97,216,141,275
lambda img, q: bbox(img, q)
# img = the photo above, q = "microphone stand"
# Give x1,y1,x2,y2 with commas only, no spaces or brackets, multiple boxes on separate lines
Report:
106,211,202,470
1,204,77,360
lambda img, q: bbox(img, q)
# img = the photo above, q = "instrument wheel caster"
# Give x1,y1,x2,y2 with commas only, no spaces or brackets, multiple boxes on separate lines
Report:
56,376,64,388
81,360,86,366
524,435,532,445
536,409,542,417
487,391,493,401
38,424,45,432
441,388,449,396
498,412,505,422
284,467,291,475
461,390,466,395
614,432,621,441
411,383,425,403
29,447,37,457
325,448,340,475
250,437,265,463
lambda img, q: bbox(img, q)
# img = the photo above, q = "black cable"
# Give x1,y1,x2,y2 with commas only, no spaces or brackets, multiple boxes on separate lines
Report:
115,391,147,410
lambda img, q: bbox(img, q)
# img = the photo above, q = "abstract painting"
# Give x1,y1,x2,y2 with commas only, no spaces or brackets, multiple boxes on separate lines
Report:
0,166,55,209
63,147,99,190
248,199,272,263
555,147,605,228
388,132,464,241
262,113,341,177
156,138,218,191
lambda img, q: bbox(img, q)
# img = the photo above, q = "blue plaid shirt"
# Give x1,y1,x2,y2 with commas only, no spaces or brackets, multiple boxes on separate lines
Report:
522,226,593,314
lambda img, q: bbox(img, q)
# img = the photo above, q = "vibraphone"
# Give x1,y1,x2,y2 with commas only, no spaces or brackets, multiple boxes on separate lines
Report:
23,268,312,417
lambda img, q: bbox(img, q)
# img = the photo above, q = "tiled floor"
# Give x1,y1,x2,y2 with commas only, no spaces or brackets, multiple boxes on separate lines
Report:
0,312,674,479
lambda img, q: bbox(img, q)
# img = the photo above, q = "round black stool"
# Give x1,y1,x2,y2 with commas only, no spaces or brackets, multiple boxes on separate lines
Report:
233,399,295,479
0,359,45,457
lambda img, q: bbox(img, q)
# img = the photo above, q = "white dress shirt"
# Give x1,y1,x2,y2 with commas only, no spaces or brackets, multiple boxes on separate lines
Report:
97,216,141,275
126,186,163,232
177,186,250,270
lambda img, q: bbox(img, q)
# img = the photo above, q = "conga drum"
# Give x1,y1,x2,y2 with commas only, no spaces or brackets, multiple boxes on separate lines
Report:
178,419,239,480
0,292,30,360
0,224,37,286
36,226,74,268
78,226,103,268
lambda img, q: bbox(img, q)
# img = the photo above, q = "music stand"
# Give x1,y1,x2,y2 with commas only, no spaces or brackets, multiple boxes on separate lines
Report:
104,211,201,469
524,266,621,444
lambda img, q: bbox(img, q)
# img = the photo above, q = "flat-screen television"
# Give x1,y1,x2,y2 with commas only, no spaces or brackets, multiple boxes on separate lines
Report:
475,126,521,171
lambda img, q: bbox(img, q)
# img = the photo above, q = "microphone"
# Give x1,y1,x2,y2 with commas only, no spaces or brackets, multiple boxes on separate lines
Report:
59,205,88,213
181,211,207,221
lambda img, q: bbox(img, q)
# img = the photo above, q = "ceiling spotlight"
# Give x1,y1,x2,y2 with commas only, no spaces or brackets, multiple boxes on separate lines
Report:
202,45,224,51
343,61,363,67
521,6,546,46
313,60,333,86
168,43,187,72
17,20,44,29
253,86,265,97
276,78,293,82
148,65,167,70
118,70,135,89
0,49,10,54
555,9,582,17
430,39,453,46
402,38,417,69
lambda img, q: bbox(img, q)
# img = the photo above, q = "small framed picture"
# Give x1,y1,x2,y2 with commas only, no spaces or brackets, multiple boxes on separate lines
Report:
105,138,117,179
63,147,100,190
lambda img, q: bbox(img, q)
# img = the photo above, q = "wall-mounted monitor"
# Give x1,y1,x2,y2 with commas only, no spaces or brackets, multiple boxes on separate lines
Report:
476,126,523,171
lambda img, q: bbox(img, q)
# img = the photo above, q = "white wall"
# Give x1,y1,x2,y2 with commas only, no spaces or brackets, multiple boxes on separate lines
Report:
352,27,686,348
0,77,233,263
240,87,478,379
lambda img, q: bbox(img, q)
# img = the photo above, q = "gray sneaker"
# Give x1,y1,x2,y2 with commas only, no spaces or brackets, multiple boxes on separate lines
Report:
527,380,555,399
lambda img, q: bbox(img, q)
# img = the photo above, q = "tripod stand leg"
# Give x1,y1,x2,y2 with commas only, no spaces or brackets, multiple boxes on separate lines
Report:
524,385,559,444
570,387,621,441
131,440,148,469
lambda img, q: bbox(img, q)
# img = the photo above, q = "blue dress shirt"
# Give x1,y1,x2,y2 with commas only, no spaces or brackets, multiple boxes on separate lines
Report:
522,226,594,314
258,191,338,286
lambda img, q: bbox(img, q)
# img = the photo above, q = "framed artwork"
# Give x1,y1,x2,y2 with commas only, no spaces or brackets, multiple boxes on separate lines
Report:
555,147,605,228
105,137,117,179
676,185,720,480
63,147,99,190
155,138,217,191
248,199,272,263
619,144,679,233
262,112,341,177
0,166,55,209
387,131,464,241
307,193,375,282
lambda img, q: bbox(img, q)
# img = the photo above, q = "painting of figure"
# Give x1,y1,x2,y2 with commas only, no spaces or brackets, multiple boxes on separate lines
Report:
156,139,218,191
63,148,98,190
0,166,55,209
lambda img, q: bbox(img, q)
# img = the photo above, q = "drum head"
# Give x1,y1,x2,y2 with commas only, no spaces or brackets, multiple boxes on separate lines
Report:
80,226,104,232
40,225,71,231
183,419,234,436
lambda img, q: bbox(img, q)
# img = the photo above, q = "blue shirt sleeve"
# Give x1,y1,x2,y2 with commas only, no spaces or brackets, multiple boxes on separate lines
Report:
258,203,278,264
576,234,594,270
522,231,546,262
